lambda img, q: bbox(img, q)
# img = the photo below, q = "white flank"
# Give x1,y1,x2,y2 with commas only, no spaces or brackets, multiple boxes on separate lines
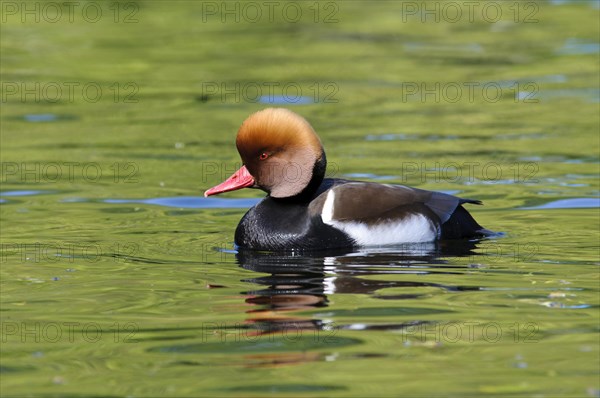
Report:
324,213,438,246
321,189,336,223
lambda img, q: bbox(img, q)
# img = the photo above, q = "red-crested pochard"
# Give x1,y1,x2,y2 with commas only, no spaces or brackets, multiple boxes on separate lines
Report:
205,108,492,250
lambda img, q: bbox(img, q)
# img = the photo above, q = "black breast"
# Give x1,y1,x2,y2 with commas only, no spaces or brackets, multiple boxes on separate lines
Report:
234,196,354,251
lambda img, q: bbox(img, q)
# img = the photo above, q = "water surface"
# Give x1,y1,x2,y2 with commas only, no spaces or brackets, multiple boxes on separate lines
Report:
1,1,598,397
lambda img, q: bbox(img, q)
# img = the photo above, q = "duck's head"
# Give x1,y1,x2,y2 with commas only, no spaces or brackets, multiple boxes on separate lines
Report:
204,108,326,199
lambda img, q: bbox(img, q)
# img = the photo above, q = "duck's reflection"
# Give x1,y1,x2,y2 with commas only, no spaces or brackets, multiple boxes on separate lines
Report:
237,241,481,335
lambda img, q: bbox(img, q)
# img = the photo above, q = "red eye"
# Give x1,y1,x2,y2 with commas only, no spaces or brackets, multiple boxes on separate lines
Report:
259,152,269,160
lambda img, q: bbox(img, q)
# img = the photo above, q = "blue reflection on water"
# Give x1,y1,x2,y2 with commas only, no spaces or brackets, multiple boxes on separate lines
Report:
103,196,261,209
522,198,600,210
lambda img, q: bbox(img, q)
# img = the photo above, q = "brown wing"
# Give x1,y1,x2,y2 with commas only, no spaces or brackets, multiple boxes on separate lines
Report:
309,182,463,224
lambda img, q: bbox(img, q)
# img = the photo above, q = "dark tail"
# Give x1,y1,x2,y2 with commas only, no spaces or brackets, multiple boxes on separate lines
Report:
441,203,492,239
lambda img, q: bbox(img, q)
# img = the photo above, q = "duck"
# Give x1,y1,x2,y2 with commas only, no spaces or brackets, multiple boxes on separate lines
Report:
204,108,492,251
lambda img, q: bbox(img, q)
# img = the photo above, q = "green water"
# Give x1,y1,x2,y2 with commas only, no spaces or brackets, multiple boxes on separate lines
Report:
1,1,599,397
